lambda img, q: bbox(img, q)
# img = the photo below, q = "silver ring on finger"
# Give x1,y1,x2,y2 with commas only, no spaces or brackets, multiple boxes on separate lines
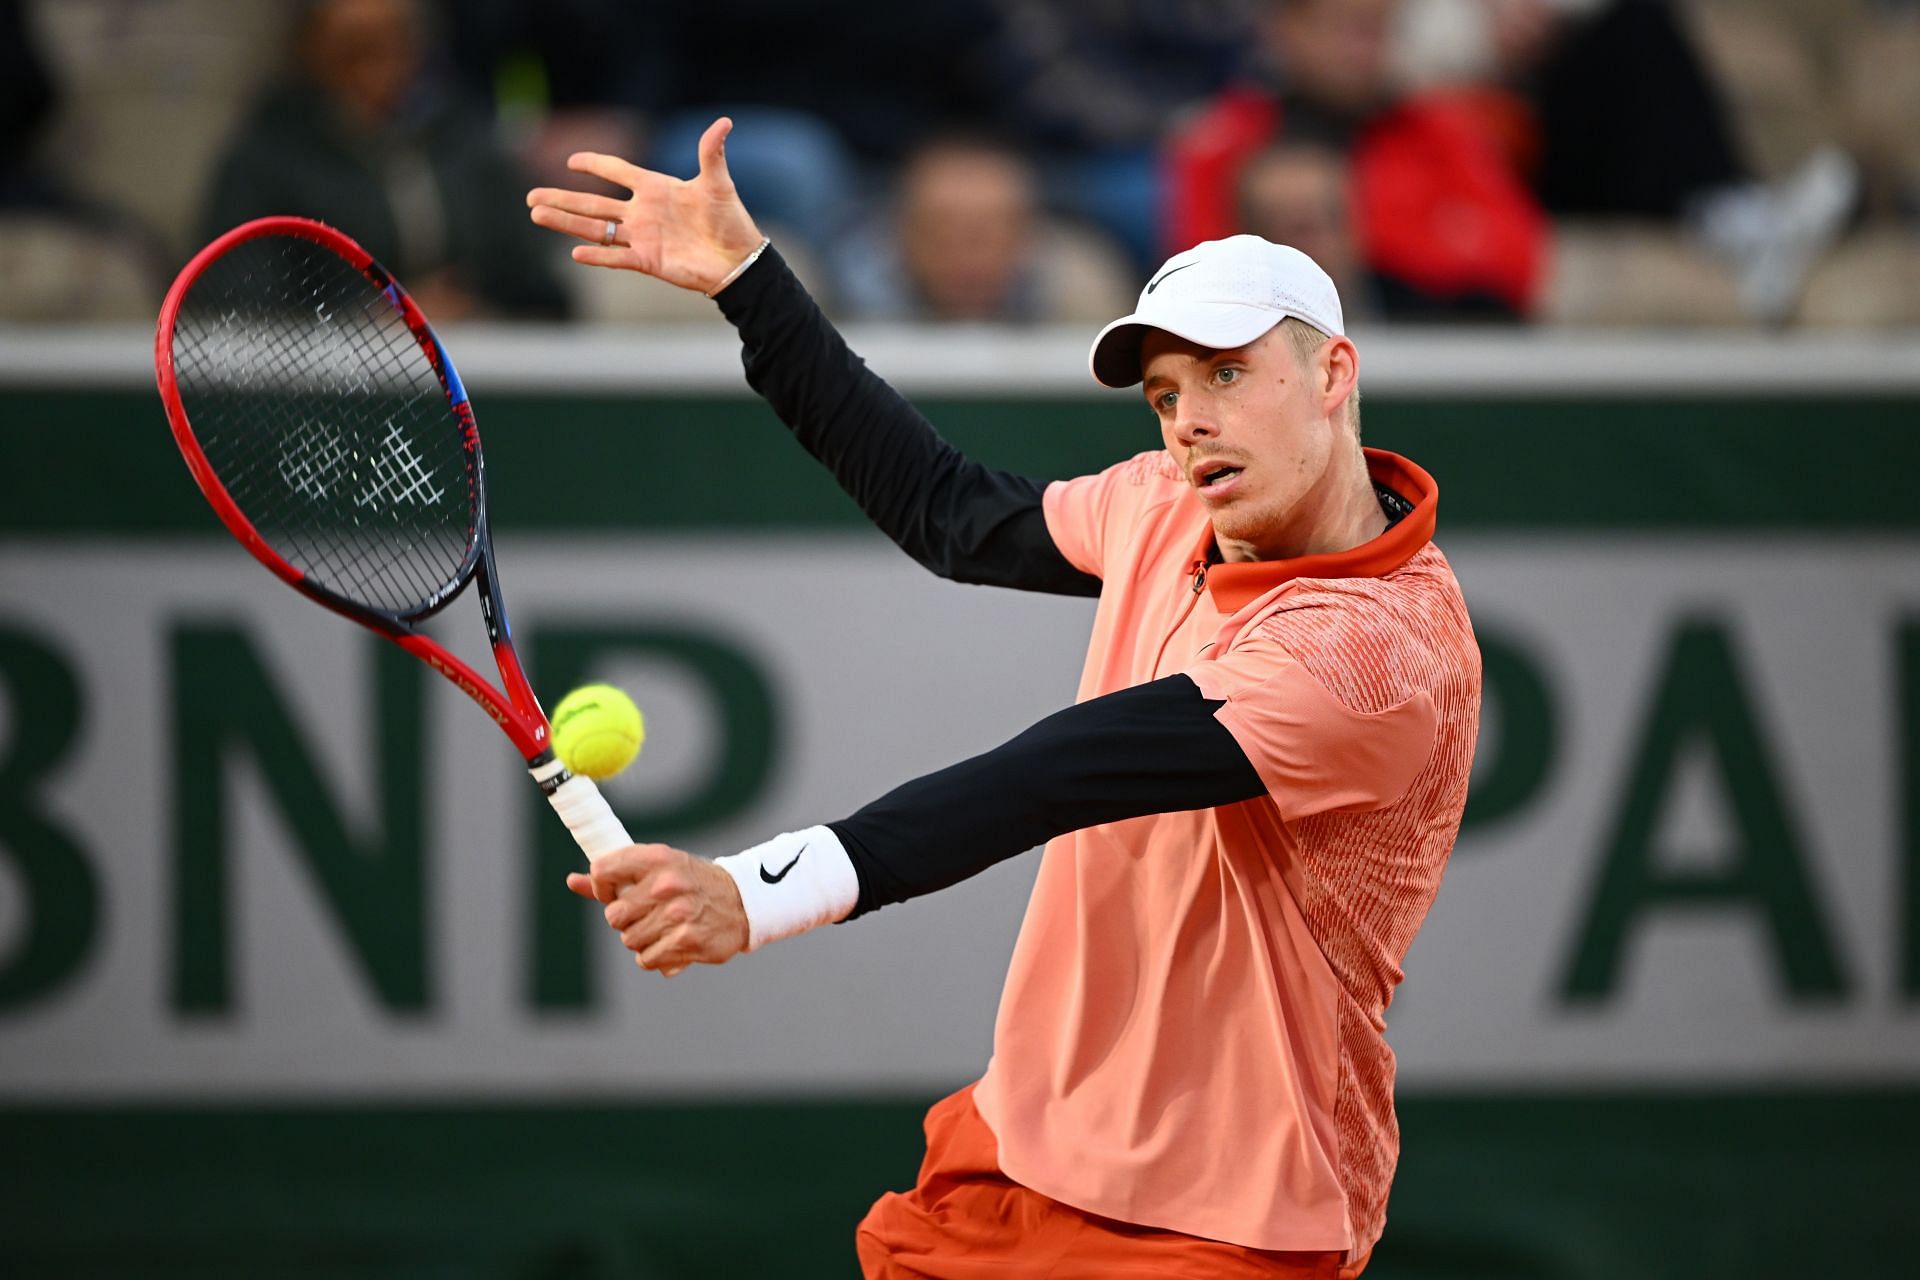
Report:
601,219,618,246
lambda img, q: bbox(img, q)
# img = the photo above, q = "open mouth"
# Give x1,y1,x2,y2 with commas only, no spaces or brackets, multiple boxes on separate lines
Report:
1195,462,1244,494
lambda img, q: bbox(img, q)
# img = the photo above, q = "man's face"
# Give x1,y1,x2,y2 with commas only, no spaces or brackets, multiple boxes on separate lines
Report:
1141,326,1350,562
302,0,422,128
898,147,1036,321
1263,0,1394,118
1237,148,1358,298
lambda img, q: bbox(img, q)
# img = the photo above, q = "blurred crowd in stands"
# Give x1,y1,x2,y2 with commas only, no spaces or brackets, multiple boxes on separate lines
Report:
3,0,1917,328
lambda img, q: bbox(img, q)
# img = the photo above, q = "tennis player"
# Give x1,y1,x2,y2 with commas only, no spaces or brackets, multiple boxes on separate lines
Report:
530,119,1480,1279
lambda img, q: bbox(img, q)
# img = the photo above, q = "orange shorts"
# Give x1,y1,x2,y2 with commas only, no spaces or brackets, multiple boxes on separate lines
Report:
856,1085,1370,1280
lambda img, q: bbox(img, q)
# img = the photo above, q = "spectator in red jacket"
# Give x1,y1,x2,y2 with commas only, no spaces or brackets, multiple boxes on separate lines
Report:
1165,0,1546,319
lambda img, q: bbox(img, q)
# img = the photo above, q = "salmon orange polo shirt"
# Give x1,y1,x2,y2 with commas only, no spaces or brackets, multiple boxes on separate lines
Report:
971,446,1481,1258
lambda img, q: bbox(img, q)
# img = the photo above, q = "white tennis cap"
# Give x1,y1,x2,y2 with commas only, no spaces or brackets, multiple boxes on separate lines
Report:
1088,235,1345,388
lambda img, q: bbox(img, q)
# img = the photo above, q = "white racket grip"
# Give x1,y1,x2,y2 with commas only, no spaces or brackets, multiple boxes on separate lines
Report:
531,759,633,862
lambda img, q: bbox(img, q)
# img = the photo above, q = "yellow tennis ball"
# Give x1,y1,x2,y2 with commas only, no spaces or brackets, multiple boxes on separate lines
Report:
550,683,644,780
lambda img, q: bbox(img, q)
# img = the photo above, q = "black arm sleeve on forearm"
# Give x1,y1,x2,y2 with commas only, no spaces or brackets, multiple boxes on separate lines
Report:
714,248,1102,597
829,674,1267,918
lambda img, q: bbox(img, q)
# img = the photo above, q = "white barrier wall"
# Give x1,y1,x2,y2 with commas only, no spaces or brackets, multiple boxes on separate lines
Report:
4,533,1917,1098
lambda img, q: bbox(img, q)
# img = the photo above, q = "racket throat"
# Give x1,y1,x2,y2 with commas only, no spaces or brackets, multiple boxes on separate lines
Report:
474,548,545,735
476,545,510,646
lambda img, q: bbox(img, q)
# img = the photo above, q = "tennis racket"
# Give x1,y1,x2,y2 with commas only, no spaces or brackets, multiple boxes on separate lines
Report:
154,215,632,861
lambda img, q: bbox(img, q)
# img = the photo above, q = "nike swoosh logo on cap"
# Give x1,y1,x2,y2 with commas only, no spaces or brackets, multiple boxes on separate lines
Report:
1146,262,1197,293
760,843,808,884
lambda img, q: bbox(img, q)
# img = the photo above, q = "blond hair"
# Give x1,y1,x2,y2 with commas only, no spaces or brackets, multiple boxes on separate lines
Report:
1275,316,1361,439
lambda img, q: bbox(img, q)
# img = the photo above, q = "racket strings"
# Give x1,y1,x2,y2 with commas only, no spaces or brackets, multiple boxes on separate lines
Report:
193,251,467,611
210,271,466,609
172,236,478,617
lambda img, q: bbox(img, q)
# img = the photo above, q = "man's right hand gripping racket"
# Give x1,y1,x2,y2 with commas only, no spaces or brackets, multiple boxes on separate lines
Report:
155,216,633,862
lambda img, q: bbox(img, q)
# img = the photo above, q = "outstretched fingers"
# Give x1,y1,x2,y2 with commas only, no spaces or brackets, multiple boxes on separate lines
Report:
533,126,757,291
570,244,633,269
695,117,735,190
526,187,627,221
531,205,625,247
565,151,651,191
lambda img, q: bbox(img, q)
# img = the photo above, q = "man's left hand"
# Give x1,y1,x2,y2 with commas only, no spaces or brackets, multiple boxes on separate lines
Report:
566,844,751,976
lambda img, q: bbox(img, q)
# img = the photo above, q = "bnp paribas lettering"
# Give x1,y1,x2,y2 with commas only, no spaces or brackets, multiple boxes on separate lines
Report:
0,619,779,1016
0,616,1911,1016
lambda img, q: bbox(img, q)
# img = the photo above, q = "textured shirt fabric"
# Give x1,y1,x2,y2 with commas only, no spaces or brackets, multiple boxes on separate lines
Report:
971,446,1480,1256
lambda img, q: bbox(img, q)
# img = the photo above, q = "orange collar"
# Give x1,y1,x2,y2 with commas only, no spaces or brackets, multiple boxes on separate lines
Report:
1198,448,1438,613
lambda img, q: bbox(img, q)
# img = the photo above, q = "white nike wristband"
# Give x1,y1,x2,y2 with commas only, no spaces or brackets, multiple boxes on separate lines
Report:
714,825,859,951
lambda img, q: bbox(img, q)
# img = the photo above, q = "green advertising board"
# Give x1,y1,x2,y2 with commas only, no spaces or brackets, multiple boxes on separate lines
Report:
2,327,1918,1278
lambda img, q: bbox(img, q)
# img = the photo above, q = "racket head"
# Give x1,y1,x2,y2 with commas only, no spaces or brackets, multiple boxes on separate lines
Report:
156,216,485,629
157,217,554,761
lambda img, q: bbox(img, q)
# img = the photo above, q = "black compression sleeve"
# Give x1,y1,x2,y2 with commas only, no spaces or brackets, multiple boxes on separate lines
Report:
829,675,1267,918
713,248,1101,597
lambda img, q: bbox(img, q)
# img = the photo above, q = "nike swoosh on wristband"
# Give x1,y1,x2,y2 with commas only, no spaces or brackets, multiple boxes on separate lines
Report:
760,843,808,884
1146,262,1196,293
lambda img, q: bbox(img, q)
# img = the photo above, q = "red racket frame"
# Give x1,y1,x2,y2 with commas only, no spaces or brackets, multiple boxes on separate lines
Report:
155,216,553,762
